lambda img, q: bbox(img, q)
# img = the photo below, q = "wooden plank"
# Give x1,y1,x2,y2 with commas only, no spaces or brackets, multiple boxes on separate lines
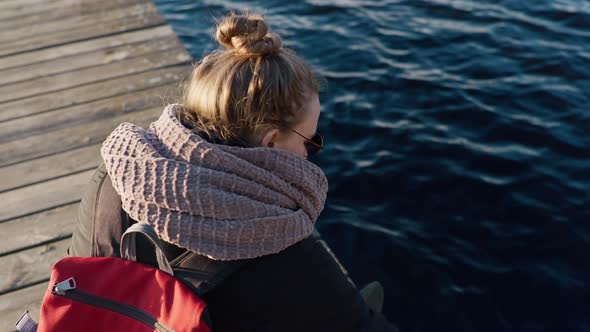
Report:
0,106,161,167
0,0,197,325
0,65,188,122
0,283,45,332
0,204,78,256
0,25,175,70
0,0,61,12
0,0,48,7
0,0,64,7
0,170,93,222
0,0,142,23
0,0,146,27
0,36,180,85
0,238,70,294
0,145,101,193
0,83,178,144
3,2,159,44
0,47,191,103
0,5,165,57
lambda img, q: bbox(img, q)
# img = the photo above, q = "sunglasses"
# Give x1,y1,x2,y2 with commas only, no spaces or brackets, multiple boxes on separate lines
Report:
289,129,324,156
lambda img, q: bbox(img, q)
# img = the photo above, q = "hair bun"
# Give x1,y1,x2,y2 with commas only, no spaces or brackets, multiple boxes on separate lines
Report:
216,13,282,55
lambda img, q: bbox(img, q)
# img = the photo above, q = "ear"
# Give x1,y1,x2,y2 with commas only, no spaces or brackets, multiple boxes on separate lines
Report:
260,128,279,148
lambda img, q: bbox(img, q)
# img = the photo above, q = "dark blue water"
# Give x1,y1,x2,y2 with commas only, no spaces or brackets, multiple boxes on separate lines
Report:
152,1,590,331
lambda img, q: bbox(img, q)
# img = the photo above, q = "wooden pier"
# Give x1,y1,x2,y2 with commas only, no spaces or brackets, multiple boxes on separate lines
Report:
0,0,192,328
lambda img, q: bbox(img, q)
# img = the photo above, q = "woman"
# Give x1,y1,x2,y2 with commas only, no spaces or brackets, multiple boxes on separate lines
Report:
69,13,397,331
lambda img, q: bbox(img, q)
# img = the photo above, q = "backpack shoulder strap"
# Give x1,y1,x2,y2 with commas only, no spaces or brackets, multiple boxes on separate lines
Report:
74,162,131,258
119,222,248,295
92,162,249,295
120,223,175,276
170,250,249,296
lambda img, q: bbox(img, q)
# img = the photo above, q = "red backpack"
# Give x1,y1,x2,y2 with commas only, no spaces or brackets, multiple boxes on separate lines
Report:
16,223,215,332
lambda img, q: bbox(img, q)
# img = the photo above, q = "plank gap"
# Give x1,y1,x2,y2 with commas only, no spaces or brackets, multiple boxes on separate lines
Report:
0,166,97,195
0,65,188,123
0,25,174,71
0,49,190,104
0,235,73,260
0,0,147,27
0,22,167,58
0,35,178,87
0,203,80,256
0,200,81,224
1,2,160,45
0,279,49,298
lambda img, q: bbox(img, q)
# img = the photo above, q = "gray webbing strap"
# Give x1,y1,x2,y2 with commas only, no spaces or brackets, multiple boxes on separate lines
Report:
194,259,247,296
15,311,37,332
120,223,174,276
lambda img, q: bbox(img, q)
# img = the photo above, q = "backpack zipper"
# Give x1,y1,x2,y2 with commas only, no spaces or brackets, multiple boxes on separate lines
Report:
52,278,176,332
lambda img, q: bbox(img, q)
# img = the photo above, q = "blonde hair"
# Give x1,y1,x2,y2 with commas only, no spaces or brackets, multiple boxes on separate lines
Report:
179,13,319,147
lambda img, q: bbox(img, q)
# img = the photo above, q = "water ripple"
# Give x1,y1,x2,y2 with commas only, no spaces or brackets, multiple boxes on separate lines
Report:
153,0,590,330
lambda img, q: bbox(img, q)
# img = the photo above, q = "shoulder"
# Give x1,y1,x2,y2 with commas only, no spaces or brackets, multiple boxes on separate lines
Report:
69,162,126,257
203,234,370,332
80,162,110,206
69,163,108,256
77,162,117,229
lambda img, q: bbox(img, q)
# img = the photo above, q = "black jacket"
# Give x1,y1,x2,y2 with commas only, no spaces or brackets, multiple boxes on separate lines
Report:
69,163,397,332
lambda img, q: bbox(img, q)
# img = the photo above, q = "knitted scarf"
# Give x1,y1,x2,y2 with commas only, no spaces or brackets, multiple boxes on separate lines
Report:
100,104,328,260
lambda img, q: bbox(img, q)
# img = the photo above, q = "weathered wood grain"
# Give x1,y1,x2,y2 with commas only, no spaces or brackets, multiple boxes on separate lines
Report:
0,0,146,28
0,83,178,143
0,0,195,321
0,204,79,256
0,4,165,57
0,170,93,222
0,25,175,71
0,283,45,332
0,239,70,294
1,36,179,86
0,47,191,103
0,145,101,193
3,2,159,44
0,65,189,122
0,0,76,18
0,106,162,167
0,0,64,12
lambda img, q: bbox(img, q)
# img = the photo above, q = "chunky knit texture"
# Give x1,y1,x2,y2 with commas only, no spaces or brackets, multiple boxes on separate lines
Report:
100,104,328,260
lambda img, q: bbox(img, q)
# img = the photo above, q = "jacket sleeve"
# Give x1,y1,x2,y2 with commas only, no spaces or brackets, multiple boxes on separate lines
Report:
68,163,129,258
202,233,399,332
68,164,108,257
306,237,399,332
